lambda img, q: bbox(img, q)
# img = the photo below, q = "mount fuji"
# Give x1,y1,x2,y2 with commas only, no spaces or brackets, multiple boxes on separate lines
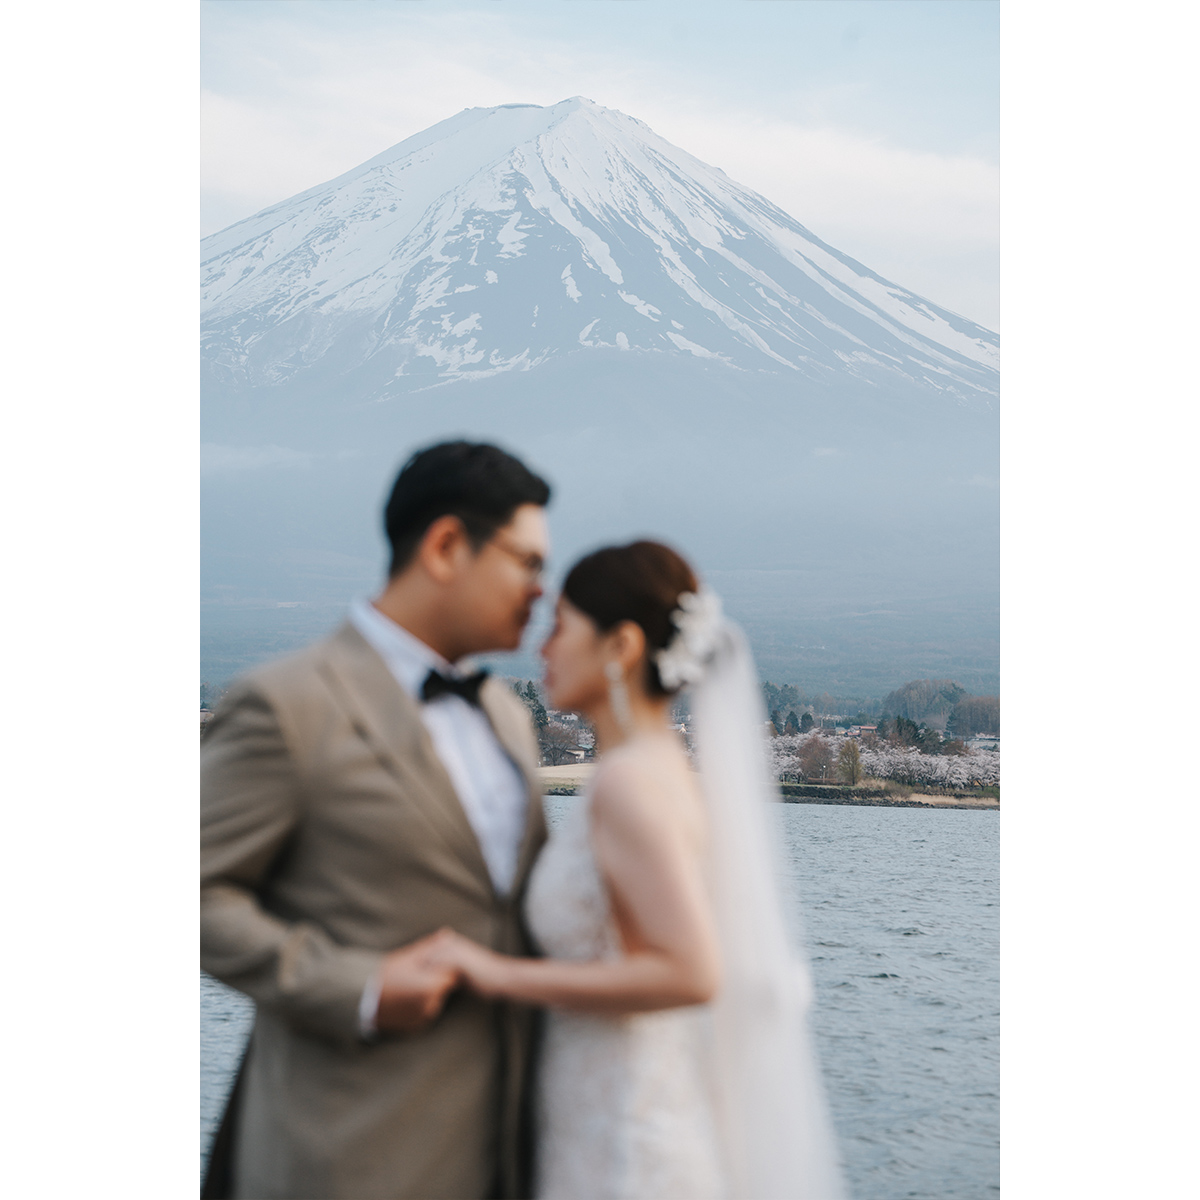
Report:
202,97,996,399
201,98,999,699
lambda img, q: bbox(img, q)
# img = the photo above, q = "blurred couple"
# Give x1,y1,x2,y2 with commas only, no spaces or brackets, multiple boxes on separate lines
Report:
201,442,843,1200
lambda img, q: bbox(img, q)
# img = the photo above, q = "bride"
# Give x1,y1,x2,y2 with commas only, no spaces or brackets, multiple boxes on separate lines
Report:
426,541,845,1200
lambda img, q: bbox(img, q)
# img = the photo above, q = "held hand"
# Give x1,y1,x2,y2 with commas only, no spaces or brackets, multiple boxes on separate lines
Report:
374,932,461,1034
423,928,513,1000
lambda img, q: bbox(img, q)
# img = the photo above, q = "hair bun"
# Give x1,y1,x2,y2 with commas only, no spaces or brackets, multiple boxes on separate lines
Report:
561,540,700,696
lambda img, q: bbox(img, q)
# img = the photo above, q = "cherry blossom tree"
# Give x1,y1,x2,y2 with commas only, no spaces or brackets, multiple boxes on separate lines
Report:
766,730,999,789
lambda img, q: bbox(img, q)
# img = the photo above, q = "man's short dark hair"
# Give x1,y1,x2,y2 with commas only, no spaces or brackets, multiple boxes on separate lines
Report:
384,441,552,576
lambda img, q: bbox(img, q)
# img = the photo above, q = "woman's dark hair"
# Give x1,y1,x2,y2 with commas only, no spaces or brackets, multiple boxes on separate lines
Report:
561,541,699,696
384,441,551,575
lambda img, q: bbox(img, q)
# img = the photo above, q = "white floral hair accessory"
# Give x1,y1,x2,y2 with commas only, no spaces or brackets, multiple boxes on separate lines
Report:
654,588,724,690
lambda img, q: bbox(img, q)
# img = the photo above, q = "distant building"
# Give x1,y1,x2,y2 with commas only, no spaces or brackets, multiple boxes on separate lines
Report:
848,725,876,738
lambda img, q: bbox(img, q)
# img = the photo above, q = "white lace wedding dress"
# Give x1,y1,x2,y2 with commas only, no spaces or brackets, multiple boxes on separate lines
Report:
525,789,727,1200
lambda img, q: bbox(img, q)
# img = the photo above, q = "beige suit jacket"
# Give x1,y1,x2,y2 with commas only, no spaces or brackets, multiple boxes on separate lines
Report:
201,621,548,1200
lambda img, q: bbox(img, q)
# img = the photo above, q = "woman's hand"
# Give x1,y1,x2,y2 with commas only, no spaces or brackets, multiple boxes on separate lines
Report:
422,928,513,1000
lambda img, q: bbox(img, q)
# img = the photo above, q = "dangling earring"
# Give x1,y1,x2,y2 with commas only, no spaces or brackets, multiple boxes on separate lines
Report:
605,661,635,736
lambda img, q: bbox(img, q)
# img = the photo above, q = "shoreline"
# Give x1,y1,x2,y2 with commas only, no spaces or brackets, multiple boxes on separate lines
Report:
781,793,998,811
536,766,999,810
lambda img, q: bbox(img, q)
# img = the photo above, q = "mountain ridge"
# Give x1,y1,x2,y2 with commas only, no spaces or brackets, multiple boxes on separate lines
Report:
201,97,997,400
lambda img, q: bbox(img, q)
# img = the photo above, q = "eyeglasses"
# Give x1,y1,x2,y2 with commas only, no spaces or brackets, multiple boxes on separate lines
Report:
489,534,547,581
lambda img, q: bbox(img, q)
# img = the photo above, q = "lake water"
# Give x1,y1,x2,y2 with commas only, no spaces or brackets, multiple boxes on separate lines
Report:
202,801,998,1198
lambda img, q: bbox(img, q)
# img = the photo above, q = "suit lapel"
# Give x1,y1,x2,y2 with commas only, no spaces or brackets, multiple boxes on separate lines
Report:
511,787,549,898
478,680,548,897
319,621,494,901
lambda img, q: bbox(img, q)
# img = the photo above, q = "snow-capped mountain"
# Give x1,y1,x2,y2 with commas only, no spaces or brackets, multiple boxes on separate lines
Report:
201,98,997,401
201,98,1000,698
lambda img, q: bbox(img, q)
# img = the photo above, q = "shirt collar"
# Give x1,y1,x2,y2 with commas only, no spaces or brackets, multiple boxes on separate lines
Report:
348,597,462,699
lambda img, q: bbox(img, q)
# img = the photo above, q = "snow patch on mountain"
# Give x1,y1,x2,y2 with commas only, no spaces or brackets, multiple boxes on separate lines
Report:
201,97,997,401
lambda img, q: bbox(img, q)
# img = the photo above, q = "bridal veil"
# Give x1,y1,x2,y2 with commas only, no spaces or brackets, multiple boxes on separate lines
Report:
687,616,846,1199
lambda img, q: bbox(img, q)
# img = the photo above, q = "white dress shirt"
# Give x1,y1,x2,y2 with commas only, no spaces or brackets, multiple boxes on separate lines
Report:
348,598,531,892
348,599,532,1035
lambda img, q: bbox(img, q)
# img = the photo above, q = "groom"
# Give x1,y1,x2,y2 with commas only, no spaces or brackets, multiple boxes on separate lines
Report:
201,441,552,1199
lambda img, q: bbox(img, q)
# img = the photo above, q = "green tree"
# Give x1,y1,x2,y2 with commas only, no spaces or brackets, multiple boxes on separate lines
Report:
770,709,785,736
837,740,863,785
784,710,800,735
799,712,815,734
762,682,809,720
916,724,943,753
513,679,549,729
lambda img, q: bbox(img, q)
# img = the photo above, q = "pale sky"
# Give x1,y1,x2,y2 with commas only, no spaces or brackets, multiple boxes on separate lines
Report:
201,0,999,329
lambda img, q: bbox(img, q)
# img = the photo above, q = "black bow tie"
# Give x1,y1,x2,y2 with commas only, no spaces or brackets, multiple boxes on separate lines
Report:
421,668,489,707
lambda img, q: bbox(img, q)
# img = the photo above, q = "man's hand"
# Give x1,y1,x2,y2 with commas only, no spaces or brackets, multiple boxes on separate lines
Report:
373,931,461,1034
423,927,515,1001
